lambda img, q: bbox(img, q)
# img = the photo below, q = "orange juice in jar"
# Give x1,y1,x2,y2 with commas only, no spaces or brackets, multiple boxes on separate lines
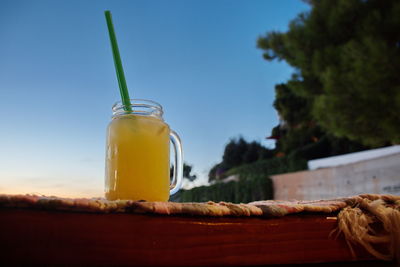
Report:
105,99,183,201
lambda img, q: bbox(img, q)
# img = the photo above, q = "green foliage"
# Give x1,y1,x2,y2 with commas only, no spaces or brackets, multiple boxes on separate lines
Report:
183,163,197,182
274,83,311,127
208,137,273,182
180,156,307,203
230,156,307,177
277,124,322,154
270,83,370,159
171,162,197,182
258,0,400,146
223,137,248,168
180,176,273,203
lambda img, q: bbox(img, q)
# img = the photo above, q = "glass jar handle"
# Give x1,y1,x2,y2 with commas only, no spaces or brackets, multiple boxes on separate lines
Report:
169,130,183,195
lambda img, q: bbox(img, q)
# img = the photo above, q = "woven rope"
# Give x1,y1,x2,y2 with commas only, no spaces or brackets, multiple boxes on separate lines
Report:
336,194,400,262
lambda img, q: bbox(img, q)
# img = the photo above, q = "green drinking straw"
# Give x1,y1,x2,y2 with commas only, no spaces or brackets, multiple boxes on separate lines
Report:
105,10,132,112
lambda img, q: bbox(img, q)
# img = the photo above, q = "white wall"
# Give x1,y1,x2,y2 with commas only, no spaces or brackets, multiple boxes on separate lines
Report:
271,153,400,200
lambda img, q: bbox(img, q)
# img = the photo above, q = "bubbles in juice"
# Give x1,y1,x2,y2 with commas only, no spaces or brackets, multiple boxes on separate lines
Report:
105,114,170,201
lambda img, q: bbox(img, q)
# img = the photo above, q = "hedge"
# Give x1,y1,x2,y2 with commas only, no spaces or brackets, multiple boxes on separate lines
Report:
177,155,307,203
179,175,273,203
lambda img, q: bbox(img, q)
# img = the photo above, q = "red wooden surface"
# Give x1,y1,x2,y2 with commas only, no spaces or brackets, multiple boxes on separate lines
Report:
0,209,375,266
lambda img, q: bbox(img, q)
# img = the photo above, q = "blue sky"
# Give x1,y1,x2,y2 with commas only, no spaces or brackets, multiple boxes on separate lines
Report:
0,0,310,197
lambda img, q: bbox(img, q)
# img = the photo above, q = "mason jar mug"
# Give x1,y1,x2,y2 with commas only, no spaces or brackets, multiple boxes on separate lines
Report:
105,99,183,201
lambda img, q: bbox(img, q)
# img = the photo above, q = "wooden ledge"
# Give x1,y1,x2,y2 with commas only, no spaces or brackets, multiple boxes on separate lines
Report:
0,209,378,266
